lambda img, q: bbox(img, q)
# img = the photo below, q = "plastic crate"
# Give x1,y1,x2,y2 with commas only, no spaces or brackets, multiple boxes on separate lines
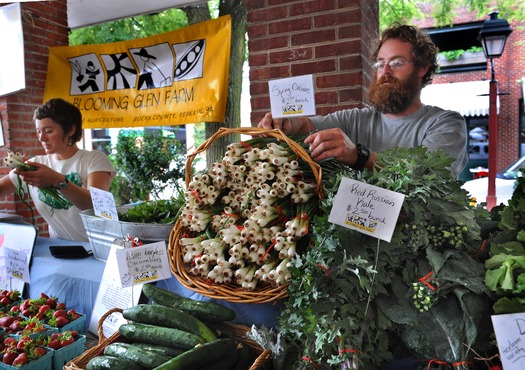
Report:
0,347,53,370
50,334,86,370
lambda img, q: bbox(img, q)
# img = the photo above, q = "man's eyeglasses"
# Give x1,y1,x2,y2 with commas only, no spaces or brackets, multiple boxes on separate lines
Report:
372,59,413,71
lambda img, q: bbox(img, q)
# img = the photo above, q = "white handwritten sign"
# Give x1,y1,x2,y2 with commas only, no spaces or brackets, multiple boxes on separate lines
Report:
4,247,30,283
269,74,316,118
492,313,525,369
90,187,119,220
115,241,171,288
328,177,405,242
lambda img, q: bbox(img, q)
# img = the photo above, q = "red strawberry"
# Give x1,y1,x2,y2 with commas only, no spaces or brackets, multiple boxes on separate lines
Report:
0,316,15,328
9,305,20,313
33,346,46,357
46,339,61,350
12,352,28,366
9,320,23,333
16,337,33,351
54,316,70,328
55,302,66,310
59,331,75,347
38,304,51,316
39,293,49,299
0,297,11,306
53,309,67,318
45,298,57,309
4,337,17,348
2,349,18,365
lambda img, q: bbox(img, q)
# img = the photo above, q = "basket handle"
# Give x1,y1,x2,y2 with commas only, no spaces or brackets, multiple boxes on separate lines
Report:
185,127,323,198
97,307,123,344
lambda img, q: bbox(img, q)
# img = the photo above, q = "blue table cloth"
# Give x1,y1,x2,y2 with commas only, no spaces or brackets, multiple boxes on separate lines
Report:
28,237,282,332
28,237,104,331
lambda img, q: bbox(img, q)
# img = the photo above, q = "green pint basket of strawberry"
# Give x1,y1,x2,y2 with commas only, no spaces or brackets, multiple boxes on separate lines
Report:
14,294,86,334
42,331,86,370
0,336,53,370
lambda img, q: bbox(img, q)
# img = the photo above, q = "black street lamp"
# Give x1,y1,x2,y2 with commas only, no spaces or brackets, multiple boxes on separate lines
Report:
477,12,512,210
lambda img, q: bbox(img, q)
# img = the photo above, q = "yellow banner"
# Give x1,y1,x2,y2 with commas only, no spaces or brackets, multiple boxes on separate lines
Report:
44,16,231,129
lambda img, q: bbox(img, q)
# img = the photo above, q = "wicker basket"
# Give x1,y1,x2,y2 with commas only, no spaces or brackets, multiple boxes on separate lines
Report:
64,307,272,370
168,127,322,304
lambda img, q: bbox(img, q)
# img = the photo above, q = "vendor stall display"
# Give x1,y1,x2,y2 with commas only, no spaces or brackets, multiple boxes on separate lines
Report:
20,129,517,369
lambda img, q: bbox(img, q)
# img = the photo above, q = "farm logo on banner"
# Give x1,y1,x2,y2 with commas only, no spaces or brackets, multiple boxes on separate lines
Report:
43,15,231,129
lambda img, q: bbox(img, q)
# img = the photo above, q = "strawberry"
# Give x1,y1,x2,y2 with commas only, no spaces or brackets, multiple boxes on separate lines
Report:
0,297,11,306
39,292,49,299
38,304,51,316
54,316,70,328
16,337,33,351
0,316,15,328
4,337,18,348
46,339,61,350
9,305,20,313
12,352,28,366
9,320,23,333
55,302,66,310
45,298,57,309
2,349,18,365
53,309,67,318
59,331,75,347
67,309,82,320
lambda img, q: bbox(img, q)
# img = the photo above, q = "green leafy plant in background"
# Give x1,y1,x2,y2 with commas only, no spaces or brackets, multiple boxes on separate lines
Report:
484,170,525,314
110,129,186,204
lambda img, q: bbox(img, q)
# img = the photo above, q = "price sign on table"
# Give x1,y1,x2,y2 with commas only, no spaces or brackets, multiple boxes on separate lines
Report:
116,241,171,288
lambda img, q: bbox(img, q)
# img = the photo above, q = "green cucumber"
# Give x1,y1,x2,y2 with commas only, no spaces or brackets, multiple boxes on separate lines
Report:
153,338,237,370
131,343,185,357
104,342,170,369
199,345,240,370
232,344,255,370
123,304,216,342
119,322,204,349
86,355,145,370
142,284,236,322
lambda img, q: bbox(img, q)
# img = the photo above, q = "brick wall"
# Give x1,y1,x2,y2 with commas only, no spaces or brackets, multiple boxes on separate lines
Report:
0,0,68,235
247,0,379,124
415,7,525,172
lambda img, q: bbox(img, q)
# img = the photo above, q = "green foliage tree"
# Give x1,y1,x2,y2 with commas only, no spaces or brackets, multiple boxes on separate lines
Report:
110,129,186,204
379,0,525,29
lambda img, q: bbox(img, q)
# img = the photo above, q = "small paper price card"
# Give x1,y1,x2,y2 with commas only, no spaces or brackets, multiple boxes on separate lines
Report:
269,74,316,118
328,177,405,242
115,241,171,288
492,313,525,369
4,247,30,283
90,187,119,220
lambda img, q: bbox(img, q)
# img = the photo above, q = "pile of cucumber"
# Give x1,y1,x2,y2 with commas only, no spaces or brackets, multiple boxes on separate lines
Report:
86,284,258,370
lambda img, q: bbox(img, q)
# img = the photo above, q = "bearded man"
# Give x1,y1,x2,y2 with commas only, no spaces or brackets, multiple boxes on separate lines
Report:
258,24,468,178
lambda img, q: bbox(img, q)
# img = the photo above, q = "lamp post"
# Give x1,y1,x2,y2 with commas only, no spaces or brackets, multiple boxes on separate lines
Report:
477,11,512,210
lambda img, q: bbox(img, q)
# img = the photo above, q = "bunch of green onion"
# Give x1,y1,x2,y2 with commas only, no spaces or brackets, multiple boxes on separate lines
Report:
3,151,70,222
179,135,345,290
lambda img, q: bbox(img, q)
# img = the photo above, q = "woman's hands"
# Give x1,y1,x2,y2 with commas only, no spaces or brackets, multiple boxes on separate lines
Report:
15,161,63,188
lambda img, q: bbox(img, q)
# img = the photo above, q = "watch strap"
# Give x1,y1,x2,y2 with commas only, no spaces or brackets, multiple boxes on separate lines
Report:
352,144,370,171
53,177,69,190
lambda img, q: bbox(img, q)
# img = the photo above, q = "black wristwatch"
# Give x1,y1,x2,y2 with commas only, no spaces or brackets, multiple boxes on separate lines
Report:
352,144,370,171
53,176,70,191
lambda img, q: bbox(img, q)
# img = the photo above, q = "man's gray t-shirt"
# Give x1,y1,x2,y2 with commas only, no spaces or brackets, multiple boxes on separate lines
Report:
310,104,468,178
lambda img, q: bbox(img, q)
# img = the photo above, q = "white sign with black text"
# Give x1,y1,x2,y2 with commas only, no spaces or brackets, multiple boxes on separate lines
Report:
328,177,405,242
492,312,525,369
269,74,316,118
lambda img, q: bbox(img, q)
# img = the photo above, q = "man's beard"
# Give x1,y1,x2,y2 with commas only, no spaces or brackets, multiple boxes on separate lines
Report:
366,73,421,114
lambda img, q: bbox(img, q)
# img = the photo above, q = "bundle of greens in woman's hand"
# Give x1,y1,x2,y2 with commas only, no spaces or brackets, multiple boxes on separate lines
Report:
3,151,70,222
278,147,495,369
